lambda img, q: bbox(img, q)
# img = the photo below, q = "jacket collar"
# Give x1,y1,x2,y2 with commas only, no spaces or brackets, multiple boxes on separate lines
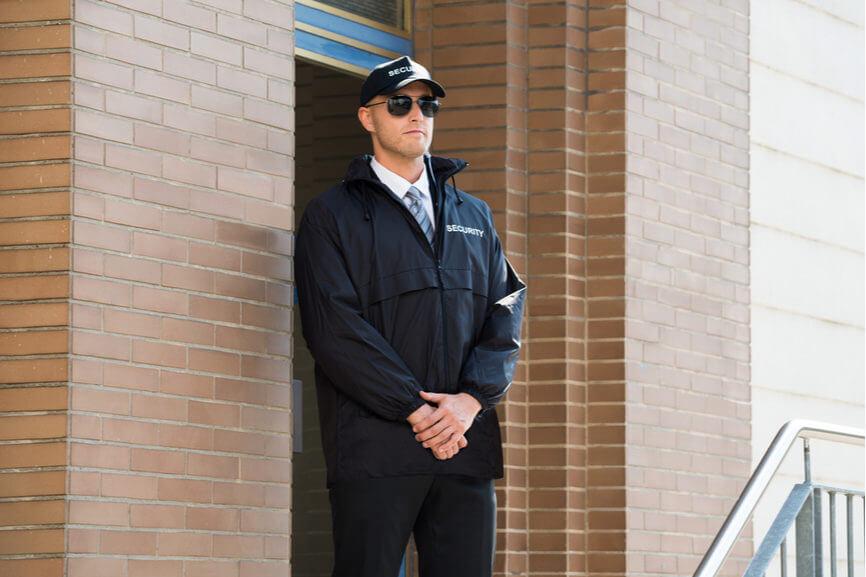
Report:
343,153,468,193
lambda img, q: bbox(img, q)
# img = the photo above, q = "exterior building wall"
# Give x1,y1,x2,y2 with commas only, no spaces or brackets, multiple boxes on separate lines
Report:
24,0,295,575
749,1,865,574
624,1,752,575
10,1,865,576
0,3,73,576
1,3,301,573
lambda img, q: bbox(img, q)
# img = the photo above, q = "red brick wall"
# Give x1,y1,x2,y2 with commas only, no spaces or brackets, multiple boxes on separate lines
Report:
0,1,72,575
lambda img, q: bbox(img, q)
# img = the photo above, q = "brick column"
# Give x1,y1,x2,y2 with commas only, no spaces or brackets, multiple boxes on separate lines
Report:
525,1,588,576
3,0,296,574
67,0,295,574
0,3,72,576
585,3,628,576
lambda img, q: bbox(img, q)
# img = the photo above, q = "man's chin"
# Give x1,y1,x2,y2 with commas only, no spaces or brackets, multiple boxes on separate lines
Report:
377,138,430,160
402,136,431,154
397,146,429,160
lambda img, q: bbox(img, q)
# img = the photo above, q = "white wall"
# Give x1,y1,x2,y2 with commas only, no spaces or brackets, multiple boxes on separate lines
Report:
750,0,865,574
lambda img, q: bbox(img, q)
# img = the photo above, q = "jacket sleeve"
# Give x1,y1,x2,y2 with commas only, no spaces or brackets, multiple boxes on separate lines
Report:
295,201,427,422
458,207,527,415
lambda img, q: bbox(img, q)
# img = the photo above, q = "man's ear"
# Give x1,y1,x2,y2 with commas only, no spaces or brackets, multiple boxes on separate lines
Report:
357,106,374,133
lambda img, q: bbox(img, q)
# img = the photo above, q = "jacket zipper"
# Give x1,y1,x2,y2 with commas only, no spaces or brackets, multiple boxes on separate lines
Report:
433,176,450,393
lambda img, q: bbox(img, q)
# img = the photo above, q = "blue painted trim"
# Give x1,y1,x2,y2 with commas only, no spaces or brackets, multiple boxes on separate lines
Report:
296,29,389,71
296,3,412,55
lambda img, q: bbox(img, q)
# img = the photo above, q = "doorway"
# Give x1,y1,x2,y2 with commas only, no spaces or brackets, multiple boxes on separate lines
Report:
290,59,417,577
290,58,361,577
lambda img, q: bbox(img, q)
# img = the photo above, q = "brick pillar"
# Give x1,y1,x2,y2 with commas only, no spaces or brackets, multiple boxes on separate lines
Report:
585,3,628,577
2,0,296,574
67,0,295,573
525,1,589,576
0,2,72,576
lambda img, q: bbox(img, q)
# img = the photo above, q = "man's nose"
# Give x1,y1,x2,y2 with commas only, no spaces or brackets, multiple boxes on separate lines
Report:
407,99,425,121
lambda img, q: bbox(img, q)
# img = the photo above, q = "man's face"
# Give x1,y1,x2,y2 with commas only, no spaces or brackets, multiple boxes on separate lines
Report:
358,81,435,160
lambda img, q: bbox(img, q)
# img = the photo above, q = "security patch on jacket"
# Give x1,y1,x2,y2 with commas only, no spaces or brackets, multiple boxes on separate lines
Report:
445,223,486,238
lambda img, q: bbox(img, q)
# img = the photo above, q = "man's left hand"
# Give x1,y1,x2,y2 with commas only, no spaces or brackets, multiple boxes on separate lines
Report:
412,391,482,452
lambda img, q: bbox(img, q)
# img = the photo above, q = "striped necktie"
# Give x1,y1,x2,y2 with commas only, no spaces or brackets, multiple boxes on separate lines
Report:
404,186,434,244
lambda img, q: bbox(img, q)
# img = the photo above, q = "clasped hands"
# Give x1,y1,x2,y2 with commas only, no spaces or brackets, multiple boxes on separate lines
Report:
406,391,482,461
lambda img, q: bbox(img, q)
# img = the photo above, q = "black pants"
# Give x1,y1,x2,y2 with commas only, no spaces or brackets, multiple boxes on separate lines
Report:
328,474,496,577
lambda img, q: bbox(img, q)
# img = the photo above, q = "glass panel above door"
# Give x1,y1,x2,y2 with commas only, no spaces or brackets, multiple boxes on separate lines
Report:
295,0,412,78
318,0,407,30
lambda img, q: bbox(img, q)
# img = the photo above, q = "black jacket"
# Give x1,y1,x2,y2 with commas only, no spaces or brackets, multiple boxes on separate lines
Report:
295,153,526,488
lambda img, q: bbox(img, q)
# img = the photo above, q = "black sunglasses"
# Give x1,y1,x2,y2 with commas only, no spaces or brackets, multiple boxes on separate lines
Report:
365,95,441,118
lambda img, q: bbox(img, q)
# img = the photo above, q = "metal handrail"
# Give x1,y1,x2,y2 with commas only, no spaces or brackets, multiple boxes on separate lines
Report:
693,419,865,577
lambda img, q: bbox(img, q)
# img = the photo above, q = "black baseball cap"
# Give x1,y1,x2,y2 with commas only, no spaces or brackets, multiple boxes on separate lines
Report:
359,55,446,106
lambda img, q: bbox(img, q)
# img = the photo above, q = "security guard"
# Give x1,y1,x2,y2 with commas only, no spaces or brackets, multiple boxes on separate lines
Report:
295,55,526,577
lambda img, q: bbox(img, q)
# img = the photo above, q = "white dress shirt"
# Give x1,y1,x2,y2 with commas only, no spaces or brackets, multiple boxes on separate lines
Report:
370,155,436,231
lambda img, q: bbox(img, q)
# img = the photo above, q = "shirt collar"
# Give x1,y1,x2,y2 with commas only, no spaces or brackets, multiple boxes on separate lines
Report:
370,155,430,201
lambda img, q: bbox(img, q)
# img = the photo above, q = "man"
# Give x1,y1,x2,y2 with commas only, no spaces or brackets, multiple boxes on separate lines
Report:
295,55,526,577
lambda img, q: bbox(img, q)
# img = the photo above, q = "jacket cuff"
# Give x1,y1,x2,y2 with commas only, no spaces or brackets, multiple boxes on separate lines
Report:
399,396,428,422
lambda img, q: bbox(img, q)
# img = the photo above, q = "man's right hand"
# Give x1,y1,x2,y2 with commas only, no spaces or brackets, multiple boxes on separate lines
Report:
407,403,467,460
